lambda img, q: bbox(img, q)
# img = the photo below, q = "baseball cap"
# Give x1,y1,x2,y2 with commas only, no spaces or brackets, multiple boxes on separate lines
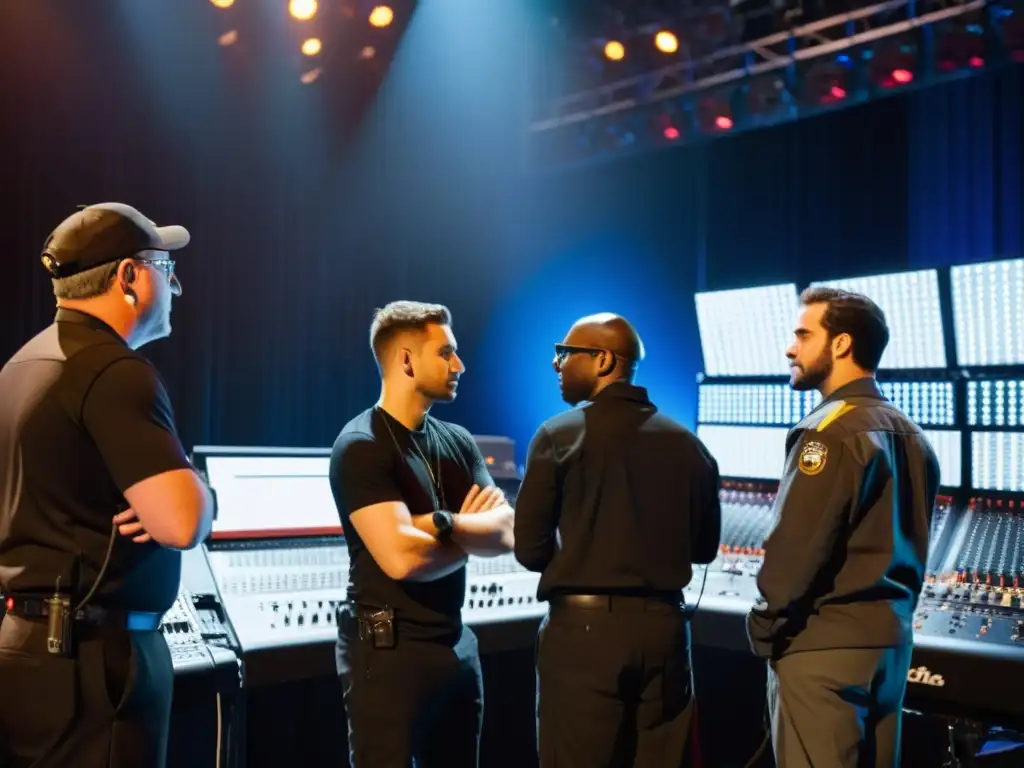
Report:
40,202,190,279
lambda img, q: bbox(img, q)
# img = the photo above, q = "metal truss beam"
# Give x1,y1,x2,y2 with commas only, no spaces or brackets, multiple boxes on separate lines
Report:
531,0,987,132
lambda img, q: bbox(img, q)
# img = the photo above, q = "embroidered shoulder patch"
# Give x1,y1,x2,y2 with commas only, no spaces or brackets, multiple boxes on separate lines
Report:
798,440,828,476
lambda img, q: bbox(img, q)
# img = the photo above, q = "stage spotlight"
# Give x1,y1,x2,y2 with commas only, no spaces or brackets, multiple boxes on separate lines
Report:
936,27,986,71
698,95,732,133
369,5,394,27
803,60,850,105
654,30,679,54
647,110,683,144
604,40,625,61
302,37,322,56
300,67,322,84
210,0,235,8
870,40,917,89
289,0,318,21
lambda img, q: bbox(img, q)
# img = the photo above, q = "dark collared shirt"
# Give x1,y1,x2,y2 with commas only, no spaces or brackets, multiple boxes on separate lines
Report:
513,383,722,601
746,377,940,659
0,309,191,612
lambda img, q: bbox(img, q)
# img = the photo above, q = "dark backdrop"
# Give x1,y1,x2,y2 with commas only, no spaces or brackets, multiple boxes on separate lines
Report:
2,5,1021,460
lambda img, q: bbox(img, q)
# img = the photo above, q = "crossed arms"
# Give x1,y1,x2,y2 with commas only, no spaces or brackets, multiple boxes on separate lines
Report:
350,485,515,581
330,432,515,582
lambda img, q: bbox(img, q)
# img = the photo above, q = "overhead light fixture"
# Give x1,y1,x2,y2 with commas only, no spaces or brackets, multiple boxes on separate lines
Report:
369,5,394,28
604,40,625,61
289,0,318,21
654,30,679,54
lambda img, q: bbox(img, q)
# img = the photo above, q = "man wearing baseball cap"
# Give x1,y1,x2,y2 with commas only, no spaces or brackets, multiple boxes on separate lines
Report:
0,203,216,767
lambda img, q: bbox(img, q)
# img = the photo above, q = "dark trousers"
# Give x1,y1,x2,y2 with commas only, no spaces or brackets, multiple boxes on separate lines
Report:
767,645,914,768
0,614,173,768
536,601,695,768
335,608,484,768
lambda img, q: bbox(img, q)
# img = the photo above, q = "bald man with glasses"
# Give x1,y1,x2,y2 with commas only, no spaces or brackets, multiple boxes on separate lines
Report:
514,313,722,768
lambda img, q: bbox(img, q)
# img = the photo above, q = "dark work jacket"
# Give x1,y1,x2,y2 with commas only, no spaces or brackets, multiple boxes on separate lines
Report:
513,383,722,601
747,377,940,660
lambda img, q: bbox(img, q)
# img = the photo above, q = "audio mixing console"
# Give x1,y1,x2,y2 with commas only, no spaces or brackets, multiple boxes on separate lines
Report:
906,495,1024,725
206,536,348,652
192,441,543,671
206,537,544,652
465,553,544,624
163,546,242,675
681,485,1024,726
163,547,245,768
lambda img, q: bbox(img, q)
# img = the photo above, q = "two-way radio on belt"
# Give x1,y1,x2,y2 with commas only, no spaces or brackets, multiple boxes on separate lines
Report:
46,519,119,656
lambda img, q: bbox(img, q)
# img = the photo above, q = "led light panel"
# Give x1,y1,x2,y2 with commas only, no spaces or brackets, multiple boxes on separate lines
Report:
922,430,962,488
967,380,1024,427
951,258,1024,366
695,284,798,376
971,432,1024,492
698,384,819,425
696,425,790,480
879,381,955,426
812,270,946,369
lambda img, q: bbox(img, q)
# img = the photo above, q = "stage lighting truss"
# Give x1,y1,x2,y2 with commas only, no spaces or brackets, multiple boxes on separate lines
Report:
531,0,1020,167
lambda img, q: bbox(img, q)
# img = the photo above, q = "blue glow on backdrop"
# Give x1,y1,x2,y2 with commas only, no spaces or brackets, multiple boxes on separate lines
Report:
478,234,703,462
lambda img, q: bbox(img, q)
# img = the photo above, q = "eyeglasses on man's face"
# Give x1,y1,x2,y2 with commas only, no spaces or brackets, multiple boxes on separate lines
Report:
553,344,604,366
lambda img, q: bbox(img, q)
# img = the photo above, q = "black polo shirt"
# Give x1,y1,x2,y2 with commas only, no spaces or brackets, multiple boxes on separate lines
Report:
0,308,193,613
329,406,494,644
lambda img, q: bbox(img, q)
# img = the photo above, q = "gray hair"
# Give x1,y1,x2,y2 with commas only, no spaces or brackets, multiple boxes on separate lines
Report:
51,262,119,300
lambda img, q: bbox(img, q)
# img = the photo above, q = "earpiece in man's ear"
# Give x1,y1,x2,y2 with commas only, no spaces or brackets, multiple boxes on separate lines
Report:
122,262,137,307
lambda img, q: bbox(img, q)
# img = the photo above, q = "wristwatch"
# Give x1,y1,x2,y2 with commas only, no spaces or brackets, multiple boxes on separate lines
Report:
432,511,454,541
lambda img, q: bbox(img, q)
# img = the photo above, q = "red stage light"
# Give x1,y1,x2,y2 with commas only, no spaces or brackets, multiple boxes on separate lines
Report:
714,115,733,130
663,126,680,140
891,68,914,84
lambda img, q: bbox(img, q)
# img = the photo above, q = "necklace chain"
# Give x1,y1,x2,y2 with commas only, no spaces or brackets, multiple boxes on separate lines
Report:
376,407,445,509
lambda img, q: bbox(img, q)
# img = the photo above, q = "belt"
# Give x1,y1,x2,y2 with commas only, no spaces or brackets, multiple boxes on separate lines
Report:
550,592,685,612
4,595,164,632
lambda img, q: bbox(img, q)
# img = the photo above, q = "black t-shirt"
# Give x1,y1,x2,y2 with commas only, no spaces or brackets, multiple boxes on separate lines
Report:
329,406,493,643
0,309,193,613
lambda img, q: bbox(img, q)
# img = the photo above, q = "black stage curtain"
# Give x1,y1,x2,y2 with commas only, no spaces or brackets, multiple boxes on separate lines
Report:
2,4,1020,454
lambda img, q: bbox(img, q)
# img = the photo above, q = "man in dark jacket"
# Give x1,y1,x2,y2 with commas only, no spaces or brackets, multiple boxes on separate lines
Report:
747,287,940,768
514,313,722,768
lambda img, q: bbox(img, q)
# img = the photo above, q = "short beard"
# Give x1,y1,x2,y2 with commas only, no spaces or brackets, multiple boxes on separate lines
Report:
560,377,592,406
791,347,833,392
418,380,456,403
